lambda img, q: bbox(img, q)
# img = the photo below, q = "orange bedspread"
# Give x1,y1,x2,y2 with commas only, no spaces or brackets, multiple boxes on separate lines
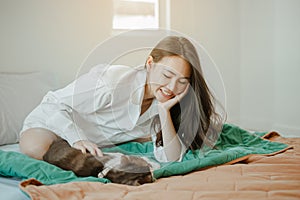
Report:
20,134,300,200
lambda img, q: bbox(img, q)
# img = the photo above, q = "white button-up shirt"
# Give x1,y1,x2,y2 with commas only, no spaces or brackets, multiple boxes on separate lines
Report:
45,64,158,145
22,64,185,162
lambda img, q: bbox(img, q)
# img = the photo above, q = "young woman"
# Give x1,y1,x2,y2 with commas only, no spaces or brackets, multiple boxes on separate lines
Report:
19,36,222,162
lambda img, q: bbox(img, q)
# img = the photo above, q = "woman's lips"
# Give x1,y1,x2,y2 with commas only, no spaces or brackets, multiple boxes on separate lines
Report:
160,88,174,99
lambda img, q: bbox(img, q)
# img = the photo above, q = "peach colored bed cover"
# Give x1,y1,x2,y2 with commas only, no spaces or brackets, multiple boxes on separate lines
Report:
20,134,300,200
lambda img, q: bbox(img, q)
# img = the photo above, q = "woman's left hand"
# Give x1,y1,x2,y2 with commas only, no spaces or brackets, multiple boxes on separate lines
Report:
158,85,190,111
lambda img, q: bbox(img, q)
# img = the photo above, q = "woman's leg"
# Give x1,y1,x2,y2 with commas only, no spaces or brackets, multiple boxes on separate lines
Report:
19,128,58,160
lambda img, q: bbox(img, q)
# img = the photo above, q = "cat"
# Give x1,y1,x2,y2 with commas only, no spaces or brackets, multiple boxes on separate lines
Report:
43,138,154,186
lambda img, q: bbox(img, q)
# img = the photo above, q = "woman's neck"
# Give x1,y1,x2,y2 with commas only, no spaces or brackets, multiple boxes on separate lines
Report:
140,84,154,116
143,83,154,102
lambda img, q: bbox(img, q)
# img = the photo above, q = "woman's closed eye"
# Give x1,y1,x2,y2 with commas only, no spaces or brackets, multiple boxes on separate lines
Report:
178,78,189,85
163,73,189,85
163,73,172,79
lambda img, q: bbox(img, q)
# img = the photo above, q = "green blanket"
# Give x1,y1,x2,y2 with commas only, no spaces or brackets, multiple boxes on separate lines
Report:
0,124,289,185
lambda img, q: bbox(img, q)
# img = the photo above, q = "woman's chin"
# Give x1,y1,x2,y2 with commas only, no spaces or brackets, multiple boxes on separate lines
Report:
157,98,167,103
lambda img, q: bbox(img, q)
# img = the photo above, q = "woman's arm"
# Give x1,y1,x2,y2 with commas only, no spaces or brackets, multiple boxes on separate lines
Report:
157,86,189,162
157,107,182,161
45,65,110,156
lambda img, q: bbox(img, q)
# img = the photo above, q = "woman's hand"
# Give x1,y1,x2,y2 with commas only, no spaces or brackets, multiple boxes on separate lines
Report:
155,85,190,162
73,140,103,157
158,85,190,111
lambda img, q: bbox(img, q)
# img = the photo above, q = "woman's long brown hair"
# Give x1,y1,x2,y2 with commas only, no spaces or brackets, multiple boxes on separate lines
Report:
150,36,223,150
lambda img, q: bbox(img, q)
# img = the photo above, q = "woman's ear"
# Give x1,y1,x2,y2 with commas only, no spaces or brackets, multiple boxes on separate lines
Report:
146,56,154,71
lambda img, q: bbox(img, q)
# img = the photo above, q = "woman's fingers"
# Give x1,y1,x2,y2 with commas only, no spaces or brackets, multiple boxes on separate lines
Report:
95,148,104,157
73,142,87,154
85,144,96,155
159,85,190,111
85,142,103,157
73,140,103,157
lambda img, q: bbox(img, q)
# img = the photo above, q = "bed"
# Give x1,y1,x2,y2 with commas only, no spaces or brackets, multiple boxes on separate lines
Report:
1,72,299,200
0,130,299,200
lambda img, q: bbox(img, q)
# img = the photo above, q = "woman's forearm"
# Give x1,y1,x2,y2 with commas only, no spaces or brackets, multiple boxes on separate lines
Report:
158,108,182,162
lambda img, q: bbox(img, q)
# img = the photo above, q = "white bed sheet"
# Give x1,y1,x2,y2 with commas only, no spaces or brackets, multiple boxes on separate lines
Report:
0,143,30,200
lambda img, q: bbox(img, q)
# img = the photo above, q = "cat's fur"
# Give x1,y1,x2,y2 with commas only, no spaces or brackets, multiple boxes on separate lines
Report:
43,138,154,186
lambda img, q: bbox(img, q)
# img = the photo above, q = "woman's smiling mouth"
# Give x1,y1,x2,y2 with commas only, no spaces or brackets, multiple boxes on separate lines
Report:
160,88,174,99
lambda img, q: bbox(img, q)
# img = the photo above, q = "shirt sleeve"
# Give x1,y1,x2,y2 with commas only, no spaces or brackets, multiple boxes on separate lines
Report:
44,64,112,146
151,133,186,163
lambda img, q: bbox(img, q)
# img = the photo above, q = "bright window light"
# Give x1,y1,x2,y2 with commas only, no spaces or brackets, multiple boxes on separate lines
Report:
113,0,159,30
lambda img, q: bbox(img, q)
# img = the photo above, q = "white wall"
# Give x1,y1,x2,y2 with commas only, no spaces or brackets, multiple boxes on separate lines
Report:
239,0,300,137
273,0,300,136
170,0,241,125
0,0,299,137
0,0,113,86
239,0,275,130
170,0,300,137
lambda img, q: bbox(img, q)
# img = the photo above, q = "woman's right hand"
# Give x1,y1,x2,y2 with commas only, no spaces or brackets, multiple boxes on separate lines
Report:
73,140,103,157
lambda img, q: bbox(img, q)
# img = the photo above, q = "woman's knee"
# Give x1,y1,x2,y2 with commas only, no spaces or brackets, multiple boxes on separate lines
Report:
19,128,58,160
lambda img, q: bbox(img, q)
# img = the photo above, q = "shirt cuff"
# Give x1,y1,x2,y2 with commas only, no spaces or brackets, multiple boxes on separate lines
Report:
153,135,185,163
63,126,88,146
46,110,88,146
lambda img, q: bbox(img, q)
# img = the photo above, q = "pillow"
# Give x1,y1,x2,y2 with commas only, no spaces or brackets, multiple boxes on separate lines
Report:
0,72,59,145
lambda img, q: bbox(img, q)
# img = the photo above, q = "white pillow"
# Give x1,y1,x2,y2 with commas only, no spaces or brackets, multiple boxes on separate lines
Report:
0,72,59,145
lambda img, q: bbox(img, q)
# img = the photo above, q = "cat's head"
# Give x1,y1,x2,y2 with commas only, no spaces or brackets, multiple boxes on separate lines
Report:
100,153,155,186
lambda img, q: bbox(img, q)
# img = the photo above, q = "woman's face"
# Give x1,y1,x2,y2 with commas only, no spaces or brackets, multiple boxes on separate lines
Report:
147,55,192,103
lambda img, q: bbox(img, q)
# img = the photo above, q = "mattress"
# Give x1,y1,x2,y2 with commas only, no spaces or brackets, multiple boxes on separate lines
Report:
1,132,299,200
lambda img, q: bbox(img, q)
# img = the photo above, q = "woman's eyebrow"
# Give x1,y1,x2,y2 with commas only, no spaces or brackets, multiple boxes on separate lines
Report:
164,69,176,75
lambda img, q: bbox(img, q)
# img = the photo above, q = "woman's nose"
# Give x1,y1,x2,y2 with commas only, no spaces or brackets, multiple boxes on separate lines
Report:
166,79,187,95
167,79,178,94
